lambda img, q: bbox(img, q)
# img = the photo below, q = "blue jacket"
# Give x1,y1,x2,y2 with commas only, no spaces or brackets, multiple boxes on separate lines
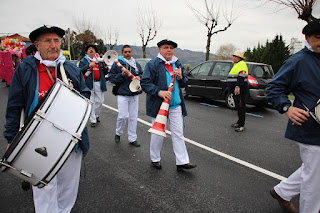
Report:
4,56,91,156
79,57,108,92
266,47,320,146
141,57,188,118
108,58,143,96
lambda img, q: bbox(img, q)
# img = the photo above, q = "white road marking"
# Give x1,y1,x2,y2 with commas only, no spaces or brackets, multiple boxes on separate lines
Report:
102,103,286,181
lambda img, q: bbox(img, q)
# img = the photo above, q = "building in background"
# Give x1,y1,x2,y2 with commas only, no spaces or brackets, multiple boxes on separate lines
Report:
290,38,303,54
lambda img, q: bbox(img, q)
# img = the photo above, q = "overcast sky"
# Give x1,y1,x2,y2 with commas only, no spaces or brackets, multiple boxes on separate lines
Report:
1,0,319,54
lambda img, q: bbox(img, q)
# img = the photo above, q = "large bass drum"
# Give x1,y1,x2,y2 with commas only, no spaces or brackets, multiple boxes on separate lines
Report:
0,79,91,188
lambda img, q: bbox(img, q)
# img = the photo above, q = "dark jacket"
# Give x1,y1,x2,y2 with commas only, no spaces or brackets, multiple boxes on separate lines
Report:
79,57,108,92
108,59,143,96
141,57,188,118
4,56,91,156
266,47,320,146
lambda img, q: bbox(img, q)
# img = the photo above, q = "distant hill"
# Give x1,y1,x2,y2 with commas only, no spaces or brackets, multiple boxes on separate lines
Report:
110,45,215,68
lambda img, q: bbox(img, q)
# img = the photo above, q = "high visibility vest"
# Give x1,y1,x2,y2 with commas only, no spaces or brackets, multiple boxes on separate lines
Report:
227,60,248,83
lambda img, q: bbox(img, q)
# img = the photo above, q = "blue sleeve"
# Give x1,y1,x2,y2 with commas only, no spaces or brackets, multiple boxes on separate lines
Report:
4,65,25,143
108,62,125,84
176,62,188,88
141,61,160,96
136,63,143,78
266,59,294,113
79,58,90,74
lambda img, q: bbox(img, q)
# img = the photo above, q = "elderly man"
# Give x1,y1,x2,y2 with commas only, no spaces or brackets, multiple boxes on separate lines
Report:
4,25,90,213
141,39,196,171
79,45,108,127
227,50,248,132
266,19,320,213
109,45,143,147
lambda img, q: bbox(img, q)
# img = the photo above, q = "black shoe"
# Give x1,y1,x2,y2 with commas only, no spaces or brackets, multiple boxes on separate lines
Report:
129,141,141,147
96,117,100,123
231,123,239,128
152,162,162,169
177,163,197,171
235,126,245,132
91,122,97,127
114,135,120,143
21,181,31,191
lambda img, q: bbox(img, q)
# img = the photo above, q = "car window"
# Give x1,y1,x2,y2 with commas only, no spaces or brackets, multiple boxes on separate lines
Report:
211,62,231,76
197,62,214,75
253,65,274,79
189,64,201,76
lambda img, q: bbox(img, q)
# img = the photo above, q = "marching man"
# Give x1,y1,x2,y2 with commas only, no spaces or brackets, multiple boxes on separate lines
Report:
109,45,143,147
141,39,196,171
79,45,108,127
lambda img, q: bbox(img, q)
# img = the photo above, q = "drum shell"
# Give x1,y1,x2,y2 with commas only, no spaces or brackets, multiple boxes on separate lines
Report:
0,80,91,188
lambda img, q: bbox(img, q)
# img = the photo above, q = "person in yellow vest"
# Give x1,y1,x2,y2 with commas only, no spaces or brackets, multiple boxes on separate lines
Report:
227,50,248,132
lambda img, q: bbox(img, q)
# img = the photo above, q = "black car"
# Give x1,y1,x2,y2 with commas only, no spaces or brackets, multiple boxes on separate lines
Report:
184,60,274,108
135,58,151,70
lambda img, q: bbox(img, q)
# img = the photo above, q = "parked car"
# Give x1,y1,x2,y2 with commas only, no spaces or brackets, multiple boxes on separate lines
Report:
136,58,151,70
184,60,274,109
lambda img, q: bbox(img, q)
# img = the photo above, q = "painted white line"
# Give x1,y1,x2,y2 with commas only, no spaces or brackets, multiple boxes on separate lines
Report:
102,103,286,181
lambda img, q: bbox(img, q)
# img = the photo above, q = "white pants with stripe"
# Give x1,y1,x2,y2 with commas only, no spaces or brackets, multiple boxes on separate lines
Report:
150,106,190,165
33,150,83,213
90,81,104,123
116,95,139,142
274,142,320,213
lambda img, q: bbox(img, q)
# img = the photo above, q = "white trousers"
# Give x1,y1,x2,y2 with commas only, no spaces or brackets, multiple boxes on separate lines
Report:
274,143,320,213
90,81,104,123
116,95,139,142
33,150,82,213
150,106,190,165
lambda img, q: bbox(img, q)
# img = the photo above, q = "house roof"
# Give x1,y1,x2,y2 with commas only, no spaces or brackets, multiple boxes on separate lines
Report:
0,33,30,42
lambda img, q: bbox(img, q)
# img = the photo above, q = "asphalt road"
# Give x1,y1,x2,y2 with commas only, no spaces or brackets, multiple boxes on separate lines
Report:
0,81,302,213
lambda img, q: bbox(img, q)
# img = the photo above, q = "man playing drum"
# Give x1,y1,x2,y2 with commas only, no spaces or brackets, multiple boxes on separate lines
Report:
4,25,91,213
140,39,196,171
266,20,320,213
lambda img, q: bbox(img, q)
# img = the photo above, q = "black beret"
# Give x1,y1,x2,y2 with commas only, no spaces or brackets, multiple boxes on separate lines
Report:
85,45,98,53
157,39,178,48
302,19,320,35
29,25,65,43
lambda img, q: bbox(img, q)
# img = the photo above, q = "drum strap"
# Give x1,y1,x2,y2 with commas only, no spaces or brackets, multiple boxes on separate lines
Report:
297,97,320,124
45,67,55,84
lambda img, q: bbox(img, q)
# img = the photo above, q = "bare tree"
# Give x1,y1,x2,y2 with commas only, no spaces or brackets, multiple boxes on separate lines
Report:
137,6,162,58
215,43,237,60
187,0,238,61
72,14,106,57
104,25,119,50
73,14,98,36
264,0,318,22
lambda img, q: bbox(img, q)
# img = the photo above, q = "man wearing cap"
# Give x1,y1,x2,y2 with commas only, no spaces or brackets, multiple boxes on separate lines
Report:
109,45,143,147
4,25,90,213
79,45,108,127
266,19,320,213
141,39,196,171
227,50,248,132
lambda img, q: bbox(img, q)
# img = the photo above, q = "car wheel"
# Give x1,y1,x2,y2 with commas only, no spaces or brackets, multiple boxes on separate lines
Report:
225,93,236,109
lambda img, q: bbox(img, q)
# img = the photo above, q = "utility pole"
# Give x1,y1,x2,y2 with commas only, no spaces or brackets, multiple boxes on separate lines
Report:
67,28,70,52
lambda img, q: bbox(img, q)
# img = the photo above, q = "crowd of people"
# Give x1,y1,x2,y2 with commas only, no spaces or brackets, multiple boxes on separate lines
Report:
2,19,320,212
